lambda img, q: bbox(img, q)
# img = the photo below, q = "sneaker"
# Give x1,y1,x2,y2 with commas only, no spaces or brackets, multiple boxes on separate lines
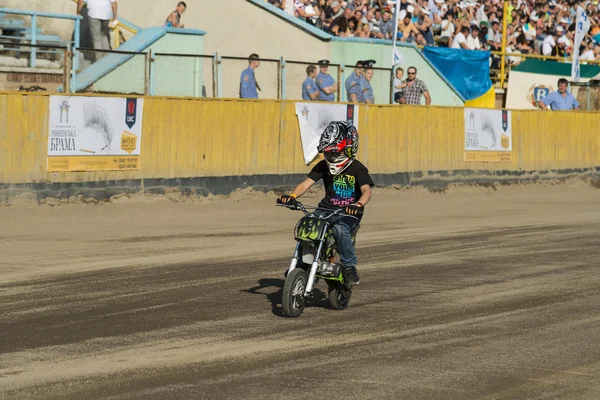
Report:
342,265,360,286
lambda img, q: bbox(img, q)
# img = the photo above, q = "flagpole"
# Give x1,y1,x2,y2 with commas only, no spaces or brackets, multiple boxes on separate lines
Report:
500,0,508,91
391,0,401,66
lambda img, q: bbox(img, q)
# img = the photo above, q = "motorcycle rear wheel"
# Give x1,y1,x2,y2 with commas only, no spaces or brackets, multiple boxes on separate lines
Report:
282,268,308,318
327,282,352,310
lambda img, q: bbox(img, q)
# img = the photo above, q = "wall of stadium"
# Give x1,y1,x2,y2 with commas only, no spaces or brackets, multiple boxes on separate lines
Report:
2,92,599,198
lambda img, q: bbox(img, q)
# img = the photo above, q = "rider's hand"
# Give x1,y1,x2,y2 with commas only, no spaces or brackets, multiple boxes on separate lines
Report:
345,203,364,216
277,195,298,207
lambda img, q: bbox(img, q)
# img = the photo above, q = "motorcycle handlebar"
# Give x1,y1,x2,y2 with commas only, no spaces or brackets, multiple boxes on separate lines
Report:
276,201,359,220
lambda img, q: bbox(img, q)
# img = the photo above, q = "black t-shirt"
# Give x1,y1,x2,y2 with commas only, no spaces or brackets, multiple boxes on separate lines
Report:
308,160,375,210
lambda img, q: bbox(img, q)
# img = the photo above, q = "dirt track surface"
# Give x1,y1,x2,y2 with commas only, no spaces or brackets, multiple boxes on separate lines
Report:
2,182,600,399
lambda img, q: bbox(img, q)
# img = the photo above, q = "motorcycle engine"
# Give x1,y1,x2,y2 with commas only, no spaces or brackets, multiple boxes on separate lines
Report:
319,261,341,277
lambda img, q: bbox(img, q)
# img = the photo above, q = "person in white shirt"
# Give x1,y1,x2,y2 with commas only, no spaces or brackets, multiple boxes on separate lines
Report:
440,13,455,39
451,26,470,49
542,29,558,56
580,40,596,61
466,26,481,50
77,0,117,57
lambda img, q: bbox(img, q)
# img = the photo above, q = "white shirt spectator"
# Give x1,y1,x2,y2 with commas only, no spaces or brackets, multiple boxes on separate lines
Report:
467,34,481,50
86,0,116,20
451,32,467,49
581,49,595,60
542,35,555,56
441,20,455,38
491,30,502,45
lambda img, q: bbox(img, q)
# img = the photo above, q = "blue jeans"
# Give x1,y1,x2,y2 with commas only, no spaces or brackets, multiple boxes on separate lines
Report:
315,211,360,267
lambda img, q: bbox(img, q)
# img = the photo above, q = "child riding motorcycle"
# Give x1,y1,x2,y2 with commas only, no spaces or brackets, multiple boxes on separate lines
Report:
278,121,374,285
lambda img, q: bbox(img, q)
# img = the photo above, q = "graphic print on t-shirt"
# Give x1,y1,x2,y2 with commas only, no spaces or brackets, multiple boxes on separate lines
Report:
331,174,356,206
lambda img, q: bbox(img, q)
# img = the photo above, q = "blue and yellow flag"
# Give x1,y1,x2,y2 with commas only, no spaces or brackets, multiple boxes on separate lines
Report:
424,47,495,108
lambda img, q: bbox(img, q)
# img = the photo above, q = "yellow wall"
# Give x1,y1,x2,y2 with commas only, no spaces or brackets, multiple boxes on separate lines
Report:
1,92,600,185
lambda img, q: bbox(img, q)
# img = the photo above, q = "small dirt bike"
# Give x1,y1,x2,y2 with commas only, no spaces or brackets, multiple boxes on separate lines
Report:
277,201,359,318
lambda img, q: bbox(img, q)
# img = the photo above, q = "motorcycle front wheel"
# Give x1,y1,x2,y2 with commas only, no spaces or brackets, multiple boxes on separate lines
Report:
282,268,308,318
327,281,352,310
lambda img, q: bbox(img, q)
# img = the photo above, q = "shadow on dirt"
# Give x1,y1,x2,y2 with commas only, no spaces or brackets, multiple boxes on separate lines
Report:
242,278,329,317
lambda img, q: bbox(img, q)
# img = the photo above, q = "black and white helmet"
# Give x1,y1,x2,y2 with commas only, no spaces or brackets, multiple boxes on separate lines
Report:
317,121,359,175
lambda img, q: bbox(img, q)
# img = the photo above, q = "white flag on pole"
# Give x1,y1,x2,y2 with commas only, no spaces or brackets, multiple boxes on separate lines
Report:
393,47,404,66
572,6,591,82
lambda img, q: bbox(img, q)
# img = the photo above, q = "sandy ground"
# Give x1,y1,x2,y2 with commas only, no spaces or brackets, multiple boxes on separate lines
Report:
1,181,600,399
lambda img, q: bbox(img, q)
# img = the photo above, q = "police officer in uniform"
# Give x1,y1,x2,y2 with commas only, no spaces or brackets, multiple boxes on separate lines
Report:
361,60,376,104
302,65,320,101
240,53,261,99
315,60,337,102
345,60,365,103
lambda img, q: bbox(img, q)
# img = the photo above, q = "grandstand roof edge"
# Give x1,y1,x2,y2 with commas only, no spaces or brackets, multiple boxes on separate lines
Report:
329,37,413,47
246,0,332,41
512,59,600,78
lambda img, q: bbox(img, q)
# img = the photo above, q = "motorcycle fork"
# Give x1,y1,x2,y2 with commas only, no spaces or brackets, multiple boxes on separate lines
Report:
286,242,301,276
304,222,328,295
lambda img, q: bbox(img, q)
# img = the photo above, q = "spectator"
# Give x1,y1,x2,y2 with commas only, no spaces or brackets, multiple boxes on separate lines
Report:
451,26,470,49
358,24,373,38
77,0,117,57
554,35,570,58
165,2,186,28
380,10,394,40
403,66,431,105
362,70,375,104
415,5,434,45
362,60,376,104
488,20,502,51
415,32,428,47
331,7,353,36
440,12,456,45
240,54,260,99
302,65,320,101
372,9,383,36
580,40,596,61
348,17,359,36
316,59,338,101
345,60,365,103
279,0,591,73
467,25,481,50
538,78,580,110
542,28,558,56
398,12,419,42
295,0,318,23
393,67,406,104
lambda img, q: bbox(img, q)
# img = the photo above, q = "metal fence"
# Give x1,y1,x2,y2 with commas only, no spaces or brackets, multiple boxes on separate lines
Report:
0,45,402,103
0,42,68,92
6,44,597,107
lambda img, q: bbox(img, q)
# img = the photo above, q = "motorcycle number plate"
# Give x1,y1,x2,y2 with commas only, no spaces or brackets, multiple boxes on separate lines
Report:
295,217,327,241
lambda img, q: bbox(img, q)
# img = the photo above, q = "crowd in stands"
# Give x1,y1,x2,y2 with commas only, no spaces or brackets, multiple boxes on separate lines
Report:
268,0,600,64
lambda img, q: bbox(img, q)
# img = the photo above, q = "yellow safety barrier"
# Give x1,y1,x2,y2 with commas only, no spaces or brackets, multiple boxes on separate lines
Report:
1,92,600,185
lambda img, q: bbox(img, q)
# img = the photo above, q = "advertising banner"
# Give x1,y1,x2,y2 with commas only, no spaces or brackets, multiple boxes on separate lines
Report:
48,96,144,172
295,103,359,164
464,108,512,162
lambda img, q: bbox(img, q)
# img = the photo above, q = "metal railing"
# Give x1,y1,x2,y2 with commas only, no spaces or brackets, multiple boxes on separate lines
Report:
4,43,597,106
0,8,81,69
0,42,68,92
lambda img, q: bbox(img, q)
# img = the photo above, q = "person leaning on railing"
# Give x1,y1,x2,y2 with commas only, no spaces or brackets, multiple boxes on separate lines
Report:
165,2,186,28
302,65,320,101
538,78,580,111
